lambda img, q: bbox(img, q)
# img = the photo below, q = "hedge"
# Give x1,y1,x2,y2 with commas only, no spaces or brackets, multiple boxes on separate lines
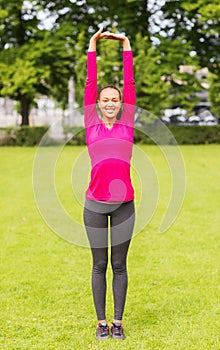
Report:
134,125,220,145
0,125,220,146
0,126,49,146
64,124,220,145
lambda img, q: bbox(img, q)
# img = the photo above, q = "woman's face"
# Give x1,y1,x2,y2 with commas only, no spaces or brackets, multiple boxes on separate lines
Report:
98,88,122,120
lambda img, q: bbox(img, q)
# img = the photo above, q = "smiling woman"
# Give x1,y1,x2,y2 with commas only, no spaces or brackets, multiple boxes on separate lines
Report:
83,27,136,341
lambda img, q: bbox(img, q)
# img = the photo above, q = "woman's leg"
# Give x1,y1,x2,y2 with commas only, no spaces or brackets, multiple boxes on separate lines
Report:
111,240,131,321
110,201,135,321
90,246,108,321
83,203,108,321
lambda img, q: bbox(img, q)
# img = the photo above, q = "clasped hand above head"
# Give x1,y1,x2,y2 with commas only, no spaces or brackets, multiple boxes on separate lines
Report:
89,27,131,51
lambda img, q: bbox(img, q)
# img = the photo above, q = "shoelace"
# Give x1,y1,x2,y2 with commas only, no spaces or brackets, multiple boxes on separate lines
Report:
112,323,122,336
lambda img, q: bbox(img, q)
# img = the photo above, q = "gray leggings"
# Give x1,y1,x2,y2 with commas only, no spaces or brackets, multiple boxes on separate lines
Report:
83,200,135,321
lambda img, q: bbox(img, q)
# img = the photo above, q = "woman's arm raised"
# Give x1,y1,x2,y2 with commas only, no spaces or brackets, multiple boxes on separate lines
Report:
88,27,103,51
94,31,135,104
106,34,135,104
84,28,112,124
88,27,113,51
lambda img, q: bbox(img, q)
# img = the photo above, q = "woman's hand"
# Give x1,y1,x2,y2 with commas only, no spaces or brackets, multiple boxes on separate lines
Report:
90,27,104,42
101,32,127,41
100,32,131,50
88,27,112,51
88,28,131,51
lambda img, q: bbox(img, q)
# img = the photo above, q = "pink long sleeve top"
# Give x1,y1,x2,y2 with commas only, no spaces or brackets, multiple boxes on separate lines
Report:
84,50,136,202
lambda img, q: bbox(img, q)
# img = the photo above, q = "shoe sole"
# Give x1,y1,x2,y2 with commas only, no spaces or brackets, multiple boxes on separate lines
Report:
112,335,125,340
96,336,110,340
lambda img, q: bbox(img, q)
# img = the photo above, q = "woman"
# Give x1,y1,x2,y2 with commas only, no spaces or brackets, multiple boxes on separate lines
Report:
83,27,136,340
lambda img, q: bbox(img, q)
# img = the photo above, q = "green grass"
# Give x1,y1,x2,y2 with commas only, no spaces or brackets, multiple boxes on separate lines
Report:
0,145,219,349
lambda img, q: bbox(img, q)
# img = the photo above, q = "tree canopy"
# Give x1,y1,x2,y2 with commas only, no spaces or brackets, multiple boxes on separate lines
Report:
0,0,73,124
0,0,219,124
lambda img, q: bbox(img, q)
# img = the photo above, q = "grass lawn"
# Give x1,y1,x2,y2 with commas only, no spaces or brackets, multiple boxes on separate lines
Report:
0,145,219,350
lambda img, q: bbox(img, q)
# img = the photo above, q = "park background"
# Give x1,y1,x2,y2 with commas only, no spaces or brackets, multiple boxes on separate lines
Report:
0,1,220,349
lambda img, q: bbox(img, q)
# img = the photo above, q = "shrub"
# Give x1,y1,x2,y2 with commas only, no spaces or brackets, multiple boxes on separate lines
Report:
0,125,220,146
0,126,49,146
134,125,220,145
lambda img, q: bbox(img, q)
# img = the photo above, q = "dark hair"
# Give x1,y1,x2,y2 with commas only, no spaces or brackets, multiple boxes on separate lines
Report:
98,85,122,101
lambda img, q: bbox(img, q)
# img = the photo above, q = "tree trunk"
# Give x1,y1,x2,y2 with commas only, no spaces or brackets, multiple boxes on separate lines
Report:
20,94,31,126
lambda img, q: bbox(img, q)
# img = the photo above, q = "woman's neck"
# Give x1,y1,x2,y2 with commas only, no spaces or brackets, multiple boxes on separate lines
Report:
102,117,116,129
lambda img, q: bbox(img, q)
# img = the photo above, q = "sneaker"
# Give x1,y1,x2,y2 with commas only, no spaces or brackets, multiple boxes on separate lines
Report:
111,322,125,340
96,322,110,340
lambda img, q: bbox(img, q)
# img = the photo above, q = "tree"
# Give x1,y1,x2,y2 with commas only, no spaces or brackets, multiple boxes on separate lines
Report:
0,0,41,125
73,31,88,107
2,0,217,125
157,36,202,113
159,0,220,75
133,33,169,117
0,0,152,124
155,0,220,117
0,1,73,125
42,0,151,43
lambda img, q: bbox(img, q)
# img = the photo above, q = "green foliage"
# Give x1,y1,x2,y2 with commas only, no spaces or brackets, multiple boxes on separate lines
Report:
0,1,73,124
156,37,201,112
1,0,220,126
73,31,88,106
168,125,220,144
160,0,220,74
153,0,220,115
45,28,74,109
135,125,220,145
1,125,220,146
208,72,220,117
0,46,48,98
44,0,150,42
134,34,169,116
0,0,40,48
